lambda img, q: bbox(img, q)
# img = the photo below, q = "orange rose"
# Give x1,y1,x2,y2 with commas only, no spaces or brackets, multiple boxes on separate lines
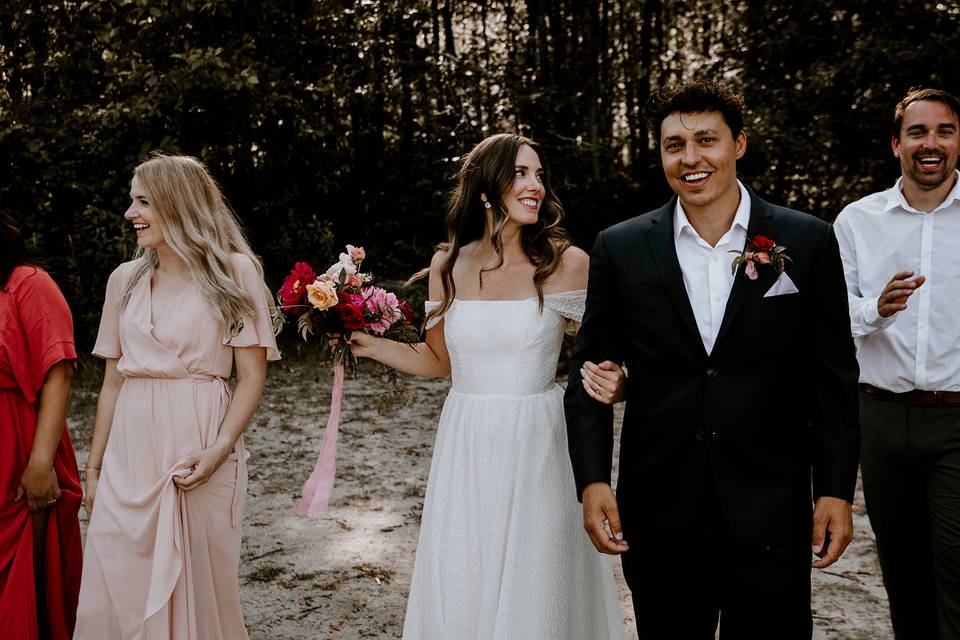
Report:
306,280,338,310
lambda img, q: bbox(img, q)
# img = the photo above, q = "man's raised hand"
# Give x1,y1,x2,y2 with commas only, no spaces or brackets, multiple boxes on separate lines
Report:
878,270,925,318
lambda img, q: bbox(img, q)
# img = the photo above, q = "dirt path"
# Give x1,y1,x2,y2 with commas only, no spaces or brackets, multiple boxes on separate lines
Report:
70,357,892,639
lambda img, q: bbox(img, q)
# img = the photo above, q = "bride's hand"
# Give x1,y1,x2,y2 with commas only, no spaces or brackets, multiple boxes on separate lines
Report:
328,331,379,359
581,360,628,404
327,331,377,358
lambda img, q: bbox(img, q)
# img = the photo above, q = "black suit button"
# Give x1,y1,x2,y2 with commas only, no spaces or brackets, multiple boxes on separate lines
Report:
710,431,718,440
695,430,705,441
706,367,718,378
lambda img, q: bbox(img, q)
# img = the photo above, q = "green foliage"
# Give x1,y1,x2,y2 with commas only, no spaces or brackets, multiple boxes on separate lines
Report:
2,0,958,349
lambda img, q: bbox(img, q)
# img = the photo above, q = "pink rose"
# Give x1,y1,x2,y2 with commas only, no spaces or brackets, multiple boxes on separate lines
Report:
346,244,366,263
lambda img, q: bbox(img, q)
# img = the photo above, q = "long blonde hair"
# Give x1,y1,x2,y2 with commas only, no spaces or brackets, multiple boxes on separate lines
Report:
120,153,275,336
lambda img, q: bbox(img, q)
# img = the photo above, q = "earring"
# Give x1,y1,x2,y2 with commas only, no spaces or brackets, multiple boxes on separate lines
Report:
484,201,492,209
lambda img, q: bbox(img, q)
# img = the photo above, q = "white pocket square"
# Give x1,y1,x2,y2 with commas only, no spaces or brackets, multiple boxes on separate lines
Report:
763,272,799,297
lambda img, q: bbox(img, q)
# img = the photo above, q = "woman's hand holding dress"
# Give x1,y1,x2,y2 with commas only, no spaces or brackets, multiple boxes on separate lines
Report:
16,462,62,511
172,343,268,492
171,439,233,492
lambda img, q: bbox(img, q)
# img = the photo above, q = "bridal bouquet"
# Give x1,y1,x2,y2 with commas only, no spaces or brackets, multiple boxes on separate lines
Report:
276,245,420,517
277,245,420,363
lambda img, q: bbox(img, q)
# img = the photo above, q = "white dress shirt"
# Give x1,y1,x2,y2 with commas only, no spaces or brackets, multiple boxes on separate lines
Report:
674,181,751,355
834,172,960,392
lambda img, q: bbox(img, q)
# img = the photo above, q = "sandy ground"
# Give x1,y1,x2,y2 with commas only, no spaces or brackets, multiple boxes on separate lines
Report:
70,355,893,639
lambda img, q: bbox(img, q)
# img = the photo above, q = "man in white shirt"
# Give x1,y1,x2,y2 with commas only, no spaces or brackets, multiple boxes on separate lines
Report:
834,87,960,639
566,79,860,638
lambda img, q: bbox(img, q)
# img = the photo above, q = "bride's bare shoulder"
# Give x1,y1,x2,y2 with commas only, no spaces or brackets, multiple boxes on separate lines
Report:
548,244,589,292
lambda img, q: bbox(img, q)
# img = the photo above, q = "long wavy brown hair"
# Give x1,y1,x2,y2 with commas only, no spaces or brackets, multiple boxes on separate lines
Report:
423,133,570,324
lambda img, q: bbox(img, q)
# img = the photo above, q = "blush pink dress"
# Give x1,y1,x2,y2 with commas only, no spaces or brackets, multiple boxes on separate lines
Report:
74,254,279,640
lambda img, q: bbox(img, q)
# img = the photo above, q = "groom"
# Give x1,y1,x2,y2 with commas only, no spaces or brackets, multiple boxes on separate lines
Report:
565,80,861,638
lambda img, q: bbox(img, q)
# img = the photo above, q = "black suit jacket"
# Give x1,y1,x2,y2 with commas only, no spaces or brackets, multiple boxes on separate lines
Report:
564,187,860,549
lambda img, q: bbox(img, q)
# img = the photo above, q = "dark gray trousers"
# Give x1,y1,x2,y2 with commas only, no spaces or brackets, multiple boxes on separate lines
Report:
860,391,960,640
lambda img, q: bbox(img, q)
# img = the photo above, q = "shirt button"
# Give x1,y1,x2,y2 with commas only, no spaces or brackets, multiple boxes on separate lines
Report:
706,368,718,378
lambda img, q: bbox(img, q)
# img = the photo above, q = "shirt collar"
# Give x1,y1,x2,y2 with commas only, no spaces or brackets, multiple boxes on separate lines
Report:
674,180,751,242
884,171,960,213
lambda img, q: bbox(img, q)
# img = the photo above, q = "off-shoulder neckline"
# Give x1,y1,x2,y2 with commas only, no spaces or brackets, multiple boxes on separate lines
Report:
426,289,586,304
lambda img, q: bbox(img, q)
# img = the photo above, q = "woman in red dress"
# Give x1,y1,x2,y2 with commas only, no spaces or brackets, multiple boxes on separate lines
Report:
0,212,83,639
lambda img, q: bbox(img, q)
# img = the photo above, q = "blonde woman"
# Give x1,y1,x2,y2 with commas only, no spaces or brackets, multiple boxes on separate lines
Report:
74,155,279,639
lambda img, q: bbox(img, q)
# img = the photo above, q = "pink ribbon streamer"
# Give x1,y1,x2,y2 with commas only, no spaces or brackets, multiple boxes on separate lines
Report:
294,363,345,517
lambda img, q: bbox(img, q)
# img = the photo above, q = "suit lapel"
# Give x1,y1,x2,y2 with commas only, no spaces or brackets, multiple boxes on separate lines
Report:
646,199,707,356
714,191,780,348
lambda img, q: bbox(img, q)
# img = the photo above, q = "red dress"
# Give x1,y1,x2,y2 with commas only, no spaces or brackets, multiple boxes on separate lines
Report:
0,266,83,640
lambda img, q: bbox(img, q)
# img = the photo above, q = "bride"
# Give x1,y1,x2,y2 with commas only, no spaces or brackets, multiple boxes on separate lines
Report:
345,133,627,639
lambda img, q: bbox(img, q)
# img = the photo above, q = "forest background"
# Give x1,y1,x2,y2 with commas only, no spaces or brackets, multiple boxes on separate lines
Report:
3,0,960,345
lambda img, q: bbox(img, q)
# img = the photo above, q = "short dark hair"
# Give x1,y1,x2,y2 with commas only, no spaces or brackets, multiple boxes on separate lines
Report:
645,79,745,142
893,87,960,137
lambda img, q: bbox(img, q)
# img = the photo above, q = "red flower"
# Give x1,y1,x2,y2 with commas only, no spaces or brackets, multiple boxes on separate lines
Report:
337,302,366,330
291,261,316,283
751,236,776,251
278,274,307,312
399,299,415,324
277,262,318,313
339,292,365,309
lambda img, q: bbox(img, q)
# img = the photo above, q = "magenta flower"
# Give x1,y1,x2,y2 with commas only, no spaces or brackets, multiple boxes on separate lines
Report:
363,286,403,335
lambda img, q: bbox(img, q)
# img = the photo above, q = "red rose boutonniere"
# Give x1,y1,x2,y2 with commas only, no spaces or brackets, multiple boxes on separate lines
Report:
729,235,792,280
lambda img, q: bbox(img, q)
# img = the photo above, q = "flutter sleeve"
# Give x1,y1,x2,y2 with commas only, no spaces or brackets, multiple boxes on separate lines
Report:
13,267,77,404
92,264,127,359
226,254,281,361
424,301,444,331
543,289,586,331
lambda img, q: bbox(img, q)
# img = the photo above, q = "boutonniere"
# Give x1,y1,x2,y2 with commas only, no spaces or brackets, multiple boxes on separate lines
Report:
729,235,792,280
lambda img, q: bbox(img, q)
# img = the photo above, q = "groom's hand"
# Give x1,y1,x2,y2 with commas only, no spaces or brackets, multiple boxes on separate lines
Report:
811,496,854,569
582,482,629,555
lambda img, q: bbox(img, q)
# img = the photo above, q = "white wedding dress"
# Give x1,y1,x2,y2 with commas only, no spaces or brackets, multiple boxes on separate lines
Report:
402,292,625,640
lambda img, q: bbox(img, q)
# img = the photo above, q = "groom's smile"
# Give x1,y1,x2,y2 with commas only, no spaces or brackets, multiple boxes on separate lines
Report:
681,170,713,187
